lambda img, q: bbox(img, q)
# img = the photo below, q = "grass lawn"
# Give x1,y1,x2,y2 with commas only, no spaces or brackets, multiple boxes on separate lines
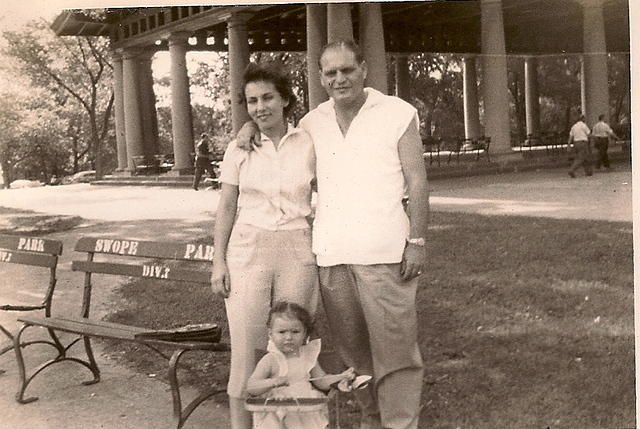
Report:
102,211,634,428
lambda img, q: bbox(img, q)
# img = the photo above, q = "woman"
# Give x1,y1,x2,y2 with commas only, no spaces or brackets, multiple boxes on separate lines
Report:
211,63,318,429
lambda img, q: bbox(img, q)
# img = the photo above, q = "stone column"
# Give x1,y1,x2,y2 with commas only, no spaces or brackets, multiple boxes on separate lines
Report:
306,4,328,109
395,55,411,101
138,50,159,163
524,56,541,138
580,0,609,126
227,13,252,133
359,3,388,93
122,49,145,173
112,51,127,172
327,3,353,43
480,0,512,154
168,32,194,174
462,55,481,140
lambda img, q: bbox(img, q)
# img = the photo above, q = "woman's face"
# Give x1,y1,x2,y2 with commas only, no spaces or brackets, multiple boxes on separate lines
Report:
244,80,289,133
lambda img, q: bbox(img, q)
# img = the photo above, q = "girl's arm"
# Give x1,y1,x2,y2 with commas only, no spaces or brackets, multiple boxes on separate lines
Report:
246,355,288,396
309,365,356,391
210,184,239,298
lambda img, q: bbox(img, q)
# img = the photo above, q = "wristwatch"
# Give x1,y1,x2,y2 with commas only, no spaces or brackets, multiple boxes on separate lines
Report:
406,237,426,247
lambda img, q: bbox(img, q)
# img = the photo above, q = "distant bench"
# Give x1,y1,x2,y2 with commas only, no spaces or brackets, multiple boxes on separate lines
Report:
423,136,491,166
0,234,64,375
13,236,229,429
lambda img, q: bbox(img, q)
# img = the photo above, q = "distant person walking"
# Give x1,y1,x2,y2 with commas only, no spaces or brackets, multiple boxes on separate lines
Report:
592,114,619,170
193,133,215,190
568,115,592,178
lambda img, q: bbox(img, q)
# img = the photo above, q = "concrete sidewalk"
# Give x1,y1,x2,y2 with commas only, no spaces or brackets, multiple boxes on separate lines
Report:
0,165,633,223
0,165,633,429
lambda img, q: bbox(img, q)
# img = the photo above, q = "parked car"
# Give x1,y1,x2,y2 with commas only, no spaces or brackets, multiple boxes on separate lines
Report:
9,179,43,189
65,170,96,184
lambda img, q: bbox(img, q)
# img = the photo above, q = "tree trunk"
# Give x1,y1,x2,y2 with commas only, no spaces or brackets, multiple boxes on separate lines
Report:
0,157,11,189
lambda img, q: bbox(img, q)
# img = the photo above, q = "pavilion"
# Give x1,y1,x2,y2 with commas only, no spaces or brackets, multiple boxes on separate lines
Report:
51,0,630,175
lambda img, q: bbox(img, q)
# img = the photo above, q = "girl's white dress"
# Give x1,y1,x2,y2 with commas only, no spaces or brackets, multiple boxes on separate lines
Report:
252,339,328,429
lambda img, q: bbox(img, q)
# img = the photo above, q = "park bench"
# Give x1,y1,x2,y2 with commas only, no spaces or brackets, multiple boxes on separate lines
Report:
0,234,64,375
422,136,443,167
12,236,229,429
519,132,567,157
131,155,160,175
448,136,491,163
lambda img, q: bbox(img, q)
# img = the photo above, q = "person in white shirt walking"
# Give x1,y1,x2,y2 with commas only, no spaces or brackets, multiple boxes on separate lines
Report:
567,115,593,178
591,114,620,170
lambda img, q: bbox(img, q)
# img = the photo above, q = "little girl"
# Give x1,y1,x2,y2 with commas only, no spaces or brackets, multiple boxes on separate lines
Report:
246,301,355,429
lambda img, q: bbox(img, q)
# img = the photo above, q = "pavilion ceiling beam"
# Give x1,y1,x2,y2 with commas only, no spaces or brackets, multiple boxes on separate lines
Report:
111,5,270,50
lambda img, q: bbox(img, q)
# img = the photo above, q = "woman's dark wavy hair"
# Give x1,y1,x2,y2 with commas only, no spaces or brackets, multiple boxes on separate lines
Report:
241,62,296,118
267,301,314,338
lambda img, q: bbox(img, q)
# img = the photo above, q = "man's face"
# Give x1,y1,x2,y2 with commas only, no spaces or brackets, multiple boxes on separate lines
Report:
319,47,367,104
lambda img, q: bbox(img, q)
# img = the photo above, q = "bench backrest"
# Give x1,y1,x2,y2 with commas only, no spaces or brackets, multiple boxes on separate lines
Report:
71,237,214,317
0,234,63,315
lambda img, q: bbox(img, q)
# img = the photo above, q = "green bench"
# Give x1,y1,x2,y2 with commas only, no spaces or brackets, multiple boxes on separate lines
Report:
0,234,64,375
13,236,229,429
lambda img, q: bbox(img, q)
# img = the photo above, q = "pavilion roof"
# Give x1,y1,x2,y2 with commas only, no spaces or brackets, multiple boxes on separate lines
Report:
50,0,629,55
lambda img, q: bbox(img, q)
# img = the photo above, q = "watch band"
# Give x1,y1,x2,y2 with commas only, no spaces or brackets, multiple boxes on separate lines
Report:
407,237,426,247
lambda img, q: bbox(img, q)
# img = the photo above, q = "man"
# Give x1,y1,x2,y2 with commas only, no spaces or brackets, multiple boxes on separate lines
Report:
591,114,619,170
192,133,215,190
567,115,592,178
239,41,428,429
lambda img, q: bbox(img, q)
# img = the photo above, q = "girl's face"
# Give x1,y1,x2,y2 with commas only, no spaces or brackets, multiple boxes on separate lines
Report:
269,314,306,356
244,80,289,133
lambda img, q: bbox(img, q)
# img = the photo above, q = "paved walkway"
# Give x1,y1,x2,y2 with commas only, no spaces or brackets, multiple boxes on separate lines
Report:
0,165,633,428
0,165,632,223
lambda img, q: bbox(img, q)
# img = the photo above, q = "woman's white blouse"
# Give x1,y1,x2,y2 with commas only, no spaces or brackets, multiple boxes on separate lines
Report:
219,125,315,231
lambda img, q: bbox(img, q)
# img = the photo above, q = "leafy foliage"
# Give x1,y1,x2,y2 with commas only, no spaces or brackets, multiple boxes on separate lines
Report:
2,19,115,182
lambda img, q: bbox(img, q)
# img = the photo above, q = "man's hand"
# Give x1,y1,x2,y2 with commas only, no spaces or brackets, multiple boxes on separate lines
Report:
236,121,261,151
400,243,426,281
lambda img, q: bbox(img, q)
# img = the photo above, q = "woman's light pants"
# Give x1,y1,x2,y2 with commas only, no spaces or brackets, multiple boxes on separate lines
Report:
224,223,319,398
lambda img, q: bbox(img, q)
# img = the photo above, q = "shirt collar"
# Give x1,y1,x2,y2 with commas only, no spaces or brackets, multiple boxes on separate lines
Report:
258,123,300,145
317,87,384,116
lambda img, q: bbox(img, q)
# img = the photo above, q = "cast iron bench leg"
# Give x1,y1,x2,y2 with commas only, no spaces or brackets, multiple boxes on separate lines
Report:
13,325,101,404
169,349,226,429
81,336,100,385
1,324,65,376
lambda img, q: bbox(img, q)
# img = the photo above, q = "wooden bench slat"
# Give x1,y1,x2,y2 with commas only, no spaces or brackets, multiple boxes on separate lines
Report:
71,260,211,284
74,237,214,262
0,234,63,255
18,316,229,351
18,316,148,341
0,250,57,268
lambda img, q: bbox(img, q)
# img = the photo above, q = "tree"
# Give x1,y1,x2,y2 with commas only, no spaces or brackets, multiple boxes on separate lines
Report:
3,19,115,178
407,53,464,143
0,89,71,187
0,93,22,188
537,55,582,134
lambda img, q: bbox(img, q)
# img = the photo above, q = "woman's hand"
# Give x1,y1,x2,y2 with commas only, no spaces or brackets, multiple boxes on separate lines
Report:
210,261,231,298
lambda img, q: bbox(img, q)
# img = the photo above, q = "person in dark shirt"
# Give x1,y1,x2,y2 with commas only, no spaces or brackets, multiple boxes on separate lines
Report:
193,133,215,190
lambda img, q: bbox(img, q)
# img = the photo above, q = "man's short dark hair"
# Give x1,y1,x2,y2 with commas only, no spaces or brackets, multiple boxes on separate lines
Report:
241,62,296,117
598,114,606,121
318,40,365,70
